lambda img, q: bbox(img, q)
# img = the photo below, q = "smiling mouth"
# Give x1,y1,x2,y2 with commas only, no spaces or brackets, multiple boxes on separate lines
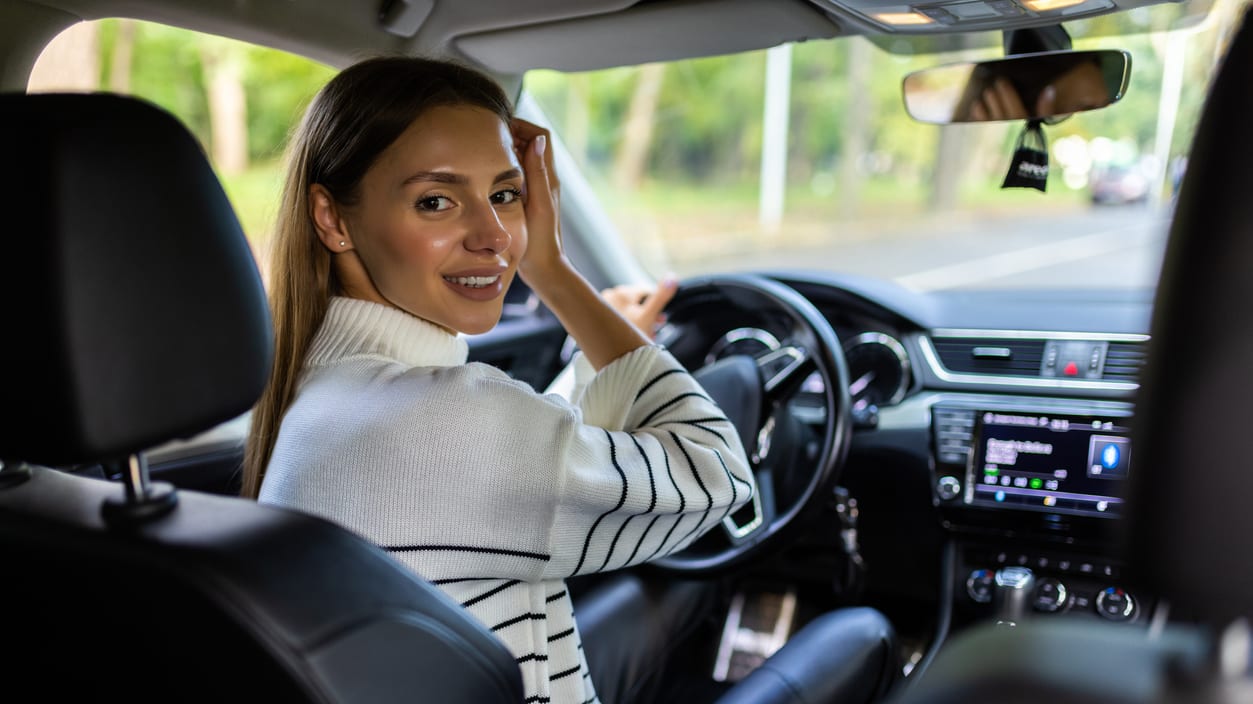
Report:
442,275,500,288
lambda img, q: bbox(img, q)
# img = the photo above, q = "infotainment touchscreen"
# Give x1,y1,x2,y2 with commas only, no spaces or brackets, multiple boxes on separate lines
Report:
965,411,1131,517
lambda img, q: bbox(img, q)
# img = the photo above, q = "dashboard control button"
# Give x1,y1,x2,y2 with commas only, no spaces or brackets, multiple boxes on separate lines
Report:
937,475,961,501
966,569,995,604
1033,578,1068,612
1095,587,1136,621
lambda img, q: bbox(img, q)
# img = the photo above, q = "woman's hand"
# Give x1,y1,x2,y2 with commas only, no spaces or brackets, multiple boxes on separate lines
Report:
508,117,656,369
601,276,678,340
968,77,1029,122
511,117,565,287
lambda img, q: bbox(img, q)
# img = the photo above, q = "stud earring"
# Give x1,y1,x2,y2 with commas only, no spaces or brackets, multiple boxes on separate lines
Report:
339,241,347,247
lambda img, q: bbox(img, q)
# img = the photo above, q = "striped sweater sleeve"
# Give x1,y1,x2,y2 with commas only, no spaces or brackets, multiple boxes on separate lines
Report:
541,345,755,579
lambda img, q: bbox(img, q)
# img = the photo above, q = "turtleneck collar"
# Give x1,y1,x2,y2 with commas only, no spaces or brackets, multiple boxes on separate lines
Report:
304,296,469,369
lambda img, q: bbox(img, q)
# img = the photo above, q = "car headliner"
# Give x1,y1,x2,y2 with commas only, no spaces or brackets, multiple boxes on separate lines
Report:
2,0,1198,92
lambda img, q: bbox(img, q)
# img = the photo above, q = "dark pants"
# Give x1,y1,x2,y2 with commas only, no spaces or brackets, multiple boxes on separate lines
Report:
575,574,899,704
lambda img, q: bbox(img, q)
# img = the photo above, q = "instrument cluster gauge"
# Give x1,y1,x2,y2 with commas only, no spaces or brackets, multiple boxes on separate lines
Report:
705,327,781,366
843,332,911,409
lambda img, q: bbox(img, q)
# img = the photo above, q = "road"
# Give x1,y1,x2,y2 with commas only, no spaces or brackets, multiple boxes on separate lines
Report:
672,204,1171,292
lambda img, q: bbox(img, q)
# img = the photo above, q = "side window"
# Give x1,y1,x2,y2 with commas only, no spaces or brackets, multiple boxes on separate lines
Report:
28,19,336,277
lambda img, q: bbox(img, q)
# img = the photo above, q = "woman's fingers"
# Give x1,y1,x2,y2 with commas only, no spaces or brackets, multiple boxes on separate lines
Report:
512,117,572,282
599,276,679,339
511,118,559,191
640,276,678,320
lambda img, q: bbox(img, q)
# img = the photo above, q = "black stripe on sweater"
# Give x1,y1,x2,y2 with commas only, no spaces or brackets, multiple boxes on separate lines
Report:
460,579,523,608
550,665,582,682
522,696,549,703
670,431,715,549
490,613,546,632
383,544,550,561
601,432,663,571
644,443,688,562
598,432,637,572
713,449,739,523
634,367,687,402
570,429,629,576
618,435,662,568
545,590,568,603
547,627,576,643
638,391,715,427
657,418,735,449
516,653,549,664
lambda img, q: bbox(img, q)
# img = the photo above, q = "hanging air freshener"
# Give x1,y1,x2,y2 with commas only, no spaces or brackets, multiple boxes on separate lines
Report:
1002,119,1049,192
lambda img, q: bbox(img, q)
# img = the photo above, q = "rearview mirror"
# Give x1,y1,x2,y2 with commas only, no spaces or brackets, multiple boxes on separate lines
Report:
902,50,1130,124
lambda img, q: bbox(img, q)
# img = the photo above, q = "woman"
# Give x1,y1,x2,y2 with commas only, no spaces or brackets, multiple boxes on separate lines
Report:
242,56,754,704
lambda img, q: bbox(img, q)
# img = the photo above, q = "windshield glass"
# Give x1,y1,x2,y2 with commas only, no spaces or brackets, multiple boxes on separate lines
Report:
525,0,1246,292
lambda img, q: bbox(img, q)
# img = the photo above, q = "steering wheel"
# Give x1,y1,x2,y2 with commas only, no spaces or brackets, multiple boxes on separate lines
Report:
650,274,852,574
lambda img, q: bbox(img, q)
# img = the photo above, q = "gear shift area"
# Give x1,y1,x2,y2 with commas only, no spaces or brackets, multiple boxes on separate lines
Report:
992,566,1035,626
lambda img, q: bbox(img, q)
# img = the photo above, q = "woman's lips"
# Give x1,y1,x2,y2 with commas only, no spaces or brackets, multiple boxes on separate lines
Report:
442,272,506,301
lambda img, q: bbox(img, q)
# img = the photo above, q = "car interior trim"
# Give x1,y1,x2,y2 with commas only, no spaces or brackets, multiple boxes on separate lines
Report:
931,328,1151,342
919,336,1141,391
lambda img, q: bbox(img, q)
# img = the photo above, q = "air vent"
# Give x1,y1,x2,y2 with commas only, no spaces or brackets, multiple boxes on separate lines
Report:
1102,341,1148,383
933,337,1046,377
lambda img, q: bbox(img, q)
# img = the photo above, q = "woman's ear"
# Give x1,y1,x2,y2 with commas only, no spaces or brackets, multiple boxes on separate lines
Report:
309,184,354,253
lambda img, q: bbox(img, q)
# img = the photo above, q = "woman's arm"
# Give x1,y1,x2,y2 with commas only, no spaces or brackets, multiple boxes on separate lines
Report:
512,119,668,371
537,345,756,579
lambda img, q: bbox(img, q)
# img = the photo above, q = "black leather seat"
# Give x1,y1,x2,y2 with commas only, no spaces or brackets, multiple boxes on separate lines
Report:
0,93,522,703
890,7,1253,704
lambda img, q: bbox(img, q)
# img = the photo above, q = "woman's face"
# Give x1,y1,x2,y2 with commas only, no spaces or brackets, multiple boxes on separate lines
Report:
342,104,526,335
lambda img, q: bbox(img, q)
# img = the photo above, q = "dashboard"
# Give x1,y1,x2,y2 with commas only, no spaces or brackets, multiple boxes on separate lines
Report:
665,271,1156,632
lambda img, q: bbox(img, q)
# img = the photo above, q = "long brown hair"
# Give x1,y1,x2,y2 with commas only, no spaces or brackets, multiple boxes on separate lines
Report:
241,56,513,498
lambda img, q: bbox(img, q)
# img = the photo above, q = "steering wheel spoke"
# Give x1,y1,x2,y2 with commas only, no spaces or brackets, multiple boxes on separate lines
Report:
757,344,815,403
723,465,776,544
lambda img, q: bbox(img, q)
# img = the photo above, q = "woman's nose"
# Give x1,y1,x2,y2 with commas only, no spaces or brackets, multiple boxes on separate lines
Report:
464,201,512,254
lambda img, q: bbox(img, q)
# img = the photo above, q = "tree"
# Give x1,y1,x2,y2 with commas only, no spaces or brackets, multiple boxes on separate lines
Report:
199,37,249,175
612,63,666,191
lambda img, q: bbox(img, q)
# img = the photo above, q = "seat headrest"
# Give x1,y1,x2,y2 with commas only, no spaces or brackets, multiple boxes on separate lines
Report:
0,93,272,466
1125,8,1253,624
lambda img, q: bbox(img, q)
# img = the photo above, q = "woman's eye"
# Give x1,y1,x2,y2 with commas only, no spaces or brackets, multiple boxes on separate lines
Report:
416,195,454,212
491,188,522,205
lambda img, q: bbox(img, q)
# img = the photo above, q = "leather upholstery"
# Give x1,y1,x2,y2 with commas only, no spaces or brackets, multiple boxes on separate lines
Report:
0,93,522,703
0,93,271,465
715,607,899,704
1,465,523,703
1123,6,1253,624
575,573,899,704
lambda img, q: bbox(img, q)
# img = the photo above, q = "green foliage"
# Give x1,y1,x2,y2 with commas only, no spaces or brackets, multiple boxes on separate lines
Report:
242,47,335,162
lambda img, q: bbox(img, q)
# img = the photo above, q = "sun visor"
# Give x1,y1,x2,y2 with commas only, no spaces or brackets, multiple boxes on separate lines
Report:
455,0,839,74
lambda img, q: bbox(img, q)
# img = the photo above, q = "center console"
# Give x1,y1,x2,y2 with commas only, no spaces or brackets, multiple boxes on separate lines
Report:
930,397,1148,627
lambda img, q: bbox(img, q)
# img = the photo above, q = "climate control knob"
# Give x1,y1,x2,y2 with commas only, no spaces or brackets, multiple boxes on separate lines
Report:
966,568,995,604
1095,586,1136,621
1033,577,1068,613
937,475,962,501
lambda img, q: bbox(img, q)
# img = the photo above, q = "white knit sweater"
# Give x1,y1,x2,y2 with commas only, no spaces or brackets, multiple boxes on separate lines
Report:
260,297,754,704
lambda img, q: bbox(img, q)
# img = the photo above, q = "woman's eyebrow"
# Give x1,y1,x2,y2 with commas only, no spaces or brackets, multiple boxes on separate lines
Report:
403,170,466,185
402,168,523,186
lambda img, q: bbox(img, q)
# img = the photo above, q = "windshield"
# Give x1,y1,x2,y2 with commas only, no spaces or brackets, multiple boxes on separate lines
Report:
525,0,1246,292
